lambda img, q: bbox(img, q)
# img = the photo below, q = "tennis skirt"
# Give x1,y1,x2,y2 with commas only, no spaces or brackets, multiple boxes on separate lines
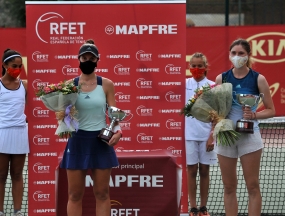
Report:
0,126,29,154
60,130,119,170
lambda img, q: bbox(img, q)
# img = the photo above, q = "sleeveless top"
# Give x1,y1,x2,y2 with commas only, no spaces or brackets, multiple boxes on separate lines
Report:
222,69,260,130
185,77,215,141
74,76,106,131
0,79,26,128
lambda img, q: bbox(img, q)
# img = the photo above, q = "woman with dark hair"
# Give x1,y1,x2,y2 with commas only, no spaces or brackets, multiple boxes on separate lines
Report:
215,39,275,215
60,39,122,216
0,49,29,216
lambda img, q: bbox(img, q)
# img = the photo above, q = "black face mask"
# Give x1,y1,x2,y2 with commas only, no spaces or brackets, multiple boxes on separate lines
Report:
79,61,97,74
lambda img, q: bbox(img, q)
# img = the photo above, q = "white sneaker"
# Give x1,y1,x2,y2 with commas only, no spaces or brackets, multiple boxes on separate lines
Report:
14,211,23,216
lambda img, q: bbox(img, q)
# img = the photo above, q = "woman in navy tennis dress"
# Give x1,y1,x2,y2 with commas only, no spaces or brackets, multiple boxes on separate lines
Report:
60,39,122,216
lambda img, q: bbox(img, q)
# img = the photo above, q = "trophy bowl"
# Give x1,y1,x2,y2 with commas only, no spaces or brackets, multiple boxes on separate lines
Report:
235,93,263,134
98,106,126,144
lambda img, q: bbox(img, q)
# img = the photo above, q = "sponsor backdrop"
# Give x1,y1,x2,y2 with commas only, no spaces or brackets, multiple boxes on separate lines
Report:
1,16,285,216
186,25,285,116
25,1,187,215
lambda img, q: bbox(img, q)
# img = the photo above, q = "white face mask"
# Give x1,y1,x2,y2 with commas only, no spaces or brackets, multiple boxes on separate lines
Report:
229,55,248,68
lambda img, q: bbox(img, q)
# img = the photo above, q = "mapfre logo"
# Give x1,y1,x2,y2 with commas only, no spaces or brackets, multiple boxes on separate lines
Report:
165,91,182,102
115,92,131,102
165,64,182,74
110,200,140,215
33,107,50,117
33,162,50,174
114,82,131,87
136,78,152,88
35,12,86,44
137,133,153,144
166,119,182,129
33,69,56,74
62,65,79,75
32,51,49,62
105,24,177,35
114,64,130,75
33,134,50,146
33,191,50,202
158,81,181,86
247,32,285,63
136,95,160,100
136,105,153,116
33,209,55,213
158,109,181,114
136,50,152,61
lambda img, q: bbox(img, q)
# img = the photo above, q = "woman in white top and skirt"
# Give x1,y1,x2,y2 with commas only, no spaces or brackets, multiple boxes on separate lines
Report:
0,49,29,216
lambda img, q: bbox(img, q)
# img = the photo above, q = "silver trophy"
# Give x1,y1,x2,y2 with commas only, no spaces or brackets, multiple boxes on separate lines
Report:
235,93,263,133
98,106,126,144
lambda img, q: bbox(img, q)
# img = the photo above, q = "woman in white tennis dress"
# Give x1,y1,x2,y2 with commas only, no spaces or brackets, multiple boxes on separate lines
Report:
0,49,29,216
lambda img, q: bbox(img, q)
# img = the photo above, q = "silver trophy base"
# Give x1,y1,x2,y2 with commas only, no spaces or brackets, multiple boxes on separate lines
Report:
236,119,254,134
98,128,114,144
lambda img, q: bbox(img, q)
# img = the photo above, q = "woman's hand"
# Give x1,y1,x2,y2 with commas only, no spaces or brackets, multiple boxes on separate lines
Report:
108,132,122,146
206,131,214,152
242,106,255,120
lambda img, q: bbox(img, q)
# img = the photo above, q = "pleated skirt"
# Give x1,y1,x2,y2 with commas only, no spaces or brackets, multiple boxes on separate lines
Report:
60,130,119,170
0,126,29,154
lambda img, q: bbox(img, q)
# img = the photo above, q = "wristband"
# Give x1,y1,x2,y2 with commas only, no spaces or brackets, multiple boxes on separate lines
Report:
113,125,122,137
113,125,121,133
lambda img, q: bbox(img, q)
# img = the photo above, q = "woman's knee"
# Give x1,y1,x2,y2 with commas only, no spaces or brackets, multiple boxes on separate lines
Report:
93,187,109,201
68,190,84,202
10,171,23,182
0,173,8,184
187,165,198,177
223,183,237,195
199,165,209,178
246,181,260,196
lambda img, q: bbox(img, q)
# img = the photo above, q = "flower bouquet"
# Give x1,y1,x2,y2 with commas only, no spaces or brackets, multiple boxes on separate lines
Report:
181,83,240,146
35,80,80,138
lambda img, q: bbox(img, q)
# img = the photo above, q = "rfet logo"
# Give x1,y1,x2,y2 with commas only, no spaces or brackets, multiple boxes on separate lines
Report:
33,162,50,174
35,12,86,44
167,146,182,156
62,65,79,75
33,107,50,117
165,64,182,74
136,105,153,116
33,134,50,146
165,91,181,102
136,50,152,61
32,51,49,62
111,200,140,216
114,64,130,75
32,79,49,90
115,92,131,102
136,78,152,88
246,32,285,63
33,191,50,202
137,133,153,144
166,119,182,129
